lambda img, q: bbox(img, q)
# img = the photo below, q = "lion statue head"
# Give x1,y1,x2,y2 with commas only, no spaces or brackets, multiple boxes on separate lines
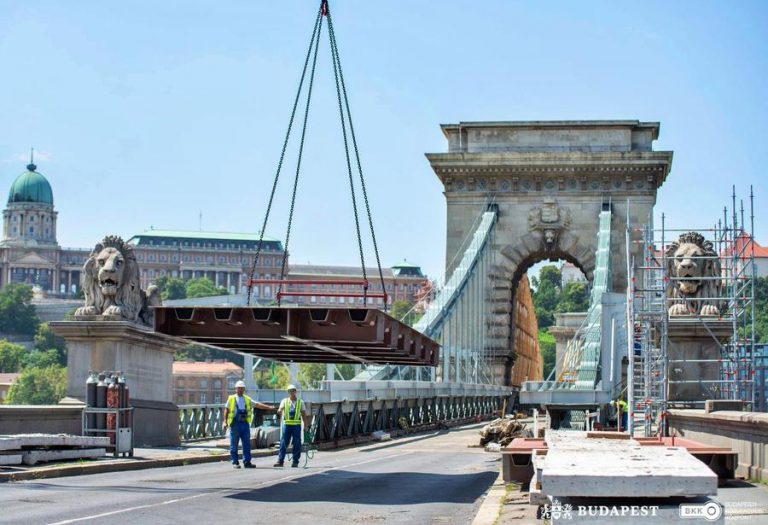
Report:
74,235,161,325
665,232,722,317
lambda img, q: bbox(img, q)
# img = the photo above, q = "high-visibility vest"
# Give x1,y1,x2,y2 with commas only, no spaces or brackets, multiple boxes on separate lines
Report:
226,395,252,425
617,400,628,413
281,398,303,426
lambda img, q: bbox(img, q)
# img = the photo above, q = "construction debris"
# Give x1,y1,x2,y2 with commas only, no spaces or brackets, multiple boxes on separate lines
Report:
0,434,110,466
479,416,531,448
371,431,391,442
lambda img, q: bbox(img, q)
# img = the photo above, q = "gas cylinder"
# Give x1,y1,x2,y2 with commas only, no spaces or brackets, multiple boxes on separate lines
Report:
85,371,97,431
123,376,131,429
95,373,107,433
107,374,119,446
116,372,127,427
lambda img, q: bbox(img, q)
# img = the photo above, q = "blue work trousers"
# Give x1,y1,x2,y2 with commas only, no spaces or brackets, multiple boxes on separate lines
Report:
278,424,302,464
229,420,251,464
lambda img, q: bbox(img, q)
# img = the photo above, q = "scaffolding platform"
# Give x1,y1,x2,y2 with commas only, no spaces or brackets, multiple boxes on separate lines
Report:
153,306,439,365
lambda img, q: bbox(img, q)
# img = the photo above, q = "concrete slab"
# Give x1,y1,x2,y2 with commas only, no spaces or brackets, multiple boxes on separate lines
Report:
542,432,717,498
0,454,22,465
21,448,106,465
0,434,110,450
549,496,724,524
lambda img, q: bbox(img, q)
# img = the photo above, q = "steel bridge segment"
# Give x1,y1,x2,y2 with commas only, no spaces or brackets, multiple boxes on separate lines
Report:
153,306,439,365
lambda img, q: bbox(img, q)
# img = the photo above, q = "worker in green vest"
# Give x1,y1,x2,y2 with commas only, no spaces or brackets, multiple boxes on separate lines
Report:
274,384,311,468
613,398,629,431
224,380,275,469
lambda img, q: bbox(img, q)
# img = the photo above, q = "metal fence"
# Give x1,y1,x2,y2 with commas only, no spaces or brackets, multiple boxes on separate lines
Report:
178,404,226,441
178,387,508,443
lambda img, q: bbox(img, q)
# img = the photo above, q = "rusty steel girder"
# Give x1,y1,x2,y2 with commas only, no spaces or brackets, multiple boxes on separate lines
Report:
153,307,439,365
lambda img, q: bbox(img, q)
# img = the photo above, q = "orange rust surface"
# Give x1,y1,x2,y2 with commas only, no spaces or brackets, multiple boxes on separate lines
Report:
510,274,542,388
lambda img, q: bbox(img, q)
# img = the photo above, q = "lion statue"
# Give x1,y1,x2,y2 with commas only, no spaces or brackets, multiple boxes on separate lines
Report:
666,231,722,317
74,235,162,325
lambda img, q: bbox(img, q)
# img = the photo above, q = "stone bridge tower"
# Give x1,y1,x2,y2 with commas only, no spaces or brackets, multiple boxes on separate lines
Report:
426,121,673,385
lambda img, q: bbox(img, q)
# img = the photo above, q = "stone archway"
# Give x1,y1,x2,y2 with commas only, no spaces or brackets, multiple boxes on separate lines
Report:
427,120,673,385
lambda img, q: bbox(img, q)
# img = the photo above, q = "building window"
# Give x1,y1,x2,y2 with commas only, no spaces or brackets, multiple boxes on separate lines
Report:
160,255,167,262
200,379,208,389
214,393,221,403
177,379,184,387
219,256,225,263
177,395,185,404
29,226,34,234
228,377,237,389
200,393,207,404
310,296,317,303
214,379,221,389
320,296,327,304
195,256,201,262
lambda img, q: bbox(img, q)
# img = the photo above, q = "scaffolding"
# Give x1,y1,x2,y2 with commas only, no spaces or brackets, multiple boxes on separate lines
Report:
628,186,757,436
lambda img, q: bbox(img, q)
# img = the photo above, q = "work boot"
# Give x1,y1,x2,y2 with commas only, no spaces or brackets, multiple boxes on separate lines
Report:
273,461,284,468
291,461,299,468
233,463,241,469
243,462,255,469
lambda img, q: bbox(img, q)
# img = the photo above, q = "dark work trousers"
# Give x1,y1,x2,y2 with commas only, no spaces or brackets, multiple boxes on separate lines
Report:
278,424,302,464
229,420,251,464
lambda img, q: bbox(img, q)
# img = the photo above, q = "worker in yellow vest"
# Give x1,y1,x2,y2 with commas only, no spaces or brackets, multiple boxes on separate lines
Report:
223,380,275,469
274,384,310,468
612,398,629,432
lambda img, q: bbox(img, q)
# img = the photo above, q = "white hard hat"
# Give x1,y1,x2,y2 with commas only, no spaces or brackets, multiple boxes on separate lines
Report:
235,380,246,389
287,384,297,391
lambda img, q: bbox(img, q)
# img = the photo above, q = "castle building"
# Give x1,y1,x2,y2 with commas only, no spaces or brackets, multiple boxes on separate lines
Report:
1,161,430,306
0,161,90,294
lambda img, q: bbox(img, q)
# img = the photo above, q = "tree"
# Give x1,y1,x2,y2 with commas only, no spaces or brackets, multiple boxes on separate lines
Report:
557,282,590,313
175,344,244,368
0,284,40,335
34,323,67,366
390,300,423,327
6,365,67,405
23,349,60,369
185,277,228,299
155,276,187,300
253,361,290,390
753,276,768,343
530,265,589,329
538,331,556,379
0,340,26,373
296,363,357,389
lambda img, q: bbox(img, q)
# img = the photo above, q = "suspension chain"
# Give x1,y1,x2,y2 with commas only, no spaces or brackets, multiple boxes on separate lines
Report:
326,7,388,309
277,12,324,305
247,6,323,305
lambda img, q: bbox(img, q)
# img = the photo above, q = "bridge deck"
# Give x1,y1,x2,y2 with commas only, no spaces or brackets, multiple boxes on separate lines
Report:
153,306,439,365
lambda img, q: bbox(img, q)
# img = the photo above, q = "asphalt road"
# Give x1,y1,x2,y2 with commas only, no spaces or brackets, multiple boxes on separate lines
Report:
0,424,498,525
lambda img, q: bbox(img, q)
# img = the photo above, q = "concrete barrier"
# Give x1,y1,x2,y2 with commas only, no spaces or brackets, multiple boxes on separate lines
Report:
668,409,768,480
0,405,82,435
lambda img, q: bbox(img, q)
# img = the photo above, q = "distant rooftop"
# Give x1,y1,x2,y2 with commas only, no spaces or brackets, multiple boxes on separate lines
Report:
172,361,243,375
0,373,21,385
127,229,283,251
288,263,424,279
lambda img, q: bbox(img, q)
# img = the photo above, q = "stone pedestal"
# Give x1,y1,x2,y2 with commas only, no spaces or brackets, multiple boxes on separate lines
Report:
667,319,731,407
549,312,587,378
50,320,189,447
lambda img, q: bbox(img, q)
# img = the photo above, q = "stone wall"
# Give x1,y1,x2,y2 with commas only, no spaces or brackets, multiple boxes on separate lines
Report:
668,409,768,480
0,405,82,435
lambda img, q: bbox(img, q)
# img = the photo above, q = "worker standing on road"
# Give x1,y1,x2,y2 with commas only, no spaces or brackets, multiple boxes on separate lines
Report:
224,380,275,469
274,384,311,468
613,398,629,431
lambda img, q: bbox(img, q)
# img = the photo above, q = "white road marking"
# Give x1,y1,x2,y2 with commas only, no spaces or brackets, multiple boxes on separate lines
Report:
47,451,413,525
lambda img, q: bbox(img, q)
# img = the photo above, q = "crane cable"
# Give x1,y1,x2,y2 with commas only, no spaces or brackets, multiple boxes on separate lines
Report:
246,0,387,310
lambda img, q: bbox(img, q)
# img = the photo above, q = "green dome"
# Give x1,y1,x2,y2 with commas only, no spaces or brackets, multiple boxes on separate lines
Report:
8,163,53,205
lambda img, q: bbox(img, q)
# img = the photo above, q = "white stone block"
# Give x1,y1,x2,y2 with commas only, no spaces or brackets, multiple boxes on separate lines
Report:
21,448,106,465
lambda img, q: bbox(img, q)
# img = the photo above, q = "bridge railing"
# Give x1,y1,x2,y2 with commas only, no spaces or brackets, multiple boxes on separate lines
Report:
178,404,226,441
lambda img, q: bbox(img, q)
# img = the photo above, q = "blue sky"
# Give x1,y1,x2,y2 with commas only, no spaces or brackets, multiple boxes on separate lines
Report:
1,1,766,280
